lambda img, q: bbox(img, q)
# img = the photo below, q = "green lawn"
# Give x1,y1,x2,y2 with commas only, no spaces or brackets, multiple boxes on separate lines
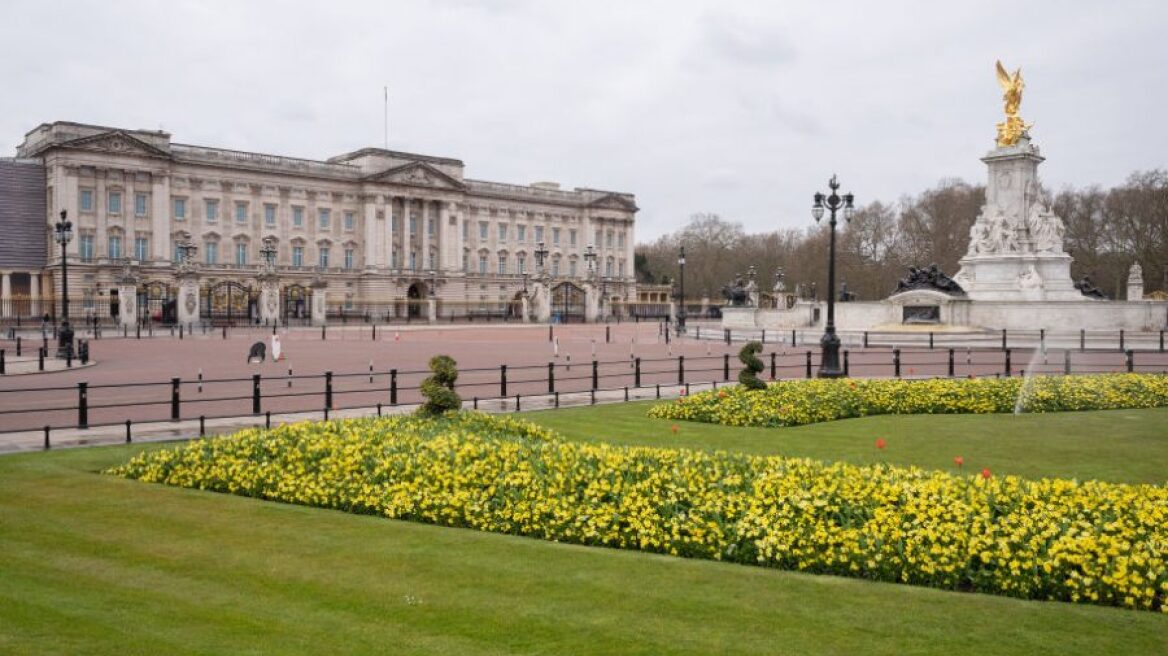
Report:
524,403,1168,485
0,408,1165,654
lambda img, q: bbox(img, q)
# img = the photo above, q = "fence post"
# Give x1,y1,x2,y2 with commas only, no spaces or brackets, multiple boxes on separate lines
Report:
760,329,766,344
179,324,184,339
38,347,44,371
634,357,641,387
893,349,901,378
805,351,812,379
500,364,508,397
723,353,730,381
1119,329,1125,353
125,420,132,444
724,329,730,345
843,350,850,377
1064,350,1071,375
222,325,227,340
171,377,181,420
1125,349,1134,373
863,331,869,348
791,330,797,346
390,369,398,405
15,336,20,356
770,352,776,380
1005,349,1012,377
606,325,610,344
548,362,555,393
1039,329,1045,349
678,355,685,384
321,325,327,340
252,374,261,414
325,371,333,410
548,325,553,342
1001,329,1007,351
77,382,88,429
947,348,955,377
1080,328,1085,352
591,360,599,390
43,426,50,450
1161,330,1165,352
928,332,934,350
0,349,5,375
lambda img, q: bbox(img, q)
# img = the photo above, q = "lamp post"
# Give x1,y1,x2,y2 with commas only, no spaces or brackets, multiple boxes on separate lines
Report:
534,241,549,274
54,210,74,358
811,174,855,378
677,245,686,334
583,244,597,277
259,238,277,269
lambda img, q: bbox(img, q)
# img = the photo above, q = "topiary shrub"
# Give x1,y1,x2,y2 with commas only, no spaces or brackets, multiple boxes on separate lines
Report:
419,354,462,415
738,341,767,390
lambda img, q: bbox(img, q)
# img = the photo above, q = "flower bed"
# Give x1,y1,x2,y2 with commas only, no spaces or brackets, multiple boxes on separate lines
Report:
109,412,1167,613
646,374,1168,428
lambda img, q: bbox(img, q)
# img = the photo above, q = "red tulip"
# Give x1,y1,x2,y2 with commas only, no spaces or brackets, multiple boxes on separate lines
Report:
671,424,679,434
875,438,887,450
981,468,992,479
954,455,964,468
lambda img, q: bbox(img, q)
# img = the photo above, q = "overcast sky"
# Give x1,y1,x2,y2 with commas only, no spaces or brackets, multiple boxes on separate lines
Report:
2,0,1165,241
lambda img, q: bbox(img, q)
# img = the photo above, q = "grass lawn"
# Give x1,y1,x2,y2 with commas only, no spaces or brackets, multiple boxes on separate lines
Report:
0,408,1165,654
523,403,1168,485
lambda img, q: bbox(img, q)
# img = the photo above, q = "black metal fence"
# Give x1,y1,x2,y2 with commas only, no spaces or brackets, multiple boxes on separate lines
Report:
2,344,1166,446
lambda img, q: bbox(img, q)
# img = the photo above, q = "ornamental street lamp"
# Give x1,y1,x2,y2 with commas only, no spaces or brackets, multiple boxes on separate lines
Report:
428,269,437,298
53,210,74,358
583,244,597,277
811,174,855,378
677,245,687,334
259,238,277,269
534,241,549,273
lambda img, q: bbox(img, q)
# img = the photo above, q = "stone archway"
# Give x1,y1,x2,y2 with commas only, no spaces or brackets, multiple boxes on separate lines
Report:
407,282,427,319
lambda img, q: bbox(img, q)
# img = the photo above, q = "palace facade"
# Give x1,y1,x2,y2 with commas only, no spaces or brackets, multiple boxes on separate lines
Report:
4,121,637,322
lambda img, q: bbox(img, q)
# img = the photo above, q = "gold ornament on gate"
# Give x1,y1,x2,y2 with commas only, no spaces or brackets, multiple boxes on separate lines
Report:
994,60,1032,147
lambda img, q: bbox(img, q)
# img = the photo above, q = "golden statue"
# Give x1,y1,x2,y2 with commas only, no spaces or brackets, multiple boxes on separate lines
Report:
995,60,1031,146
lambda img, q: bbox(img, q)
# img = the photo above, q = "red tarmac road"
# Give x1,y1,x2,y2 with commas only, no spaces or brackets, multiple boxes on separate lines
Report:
0,322,1162,436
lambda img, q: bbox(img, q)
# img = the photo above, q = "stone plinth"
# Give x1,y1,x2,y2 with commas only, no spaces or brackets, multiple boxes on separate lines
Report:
117,283,138,328
257,272,281,325
310,279,328,326
175,269,199,326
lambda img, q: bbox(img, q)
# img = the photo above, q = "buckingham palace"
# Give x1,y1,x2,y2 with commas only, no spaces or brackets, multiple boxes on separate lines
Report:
0,121,638,325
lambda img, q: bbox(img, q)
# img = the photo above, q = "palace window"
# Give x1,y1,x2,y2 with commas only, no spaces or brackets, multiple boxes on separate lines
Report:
80,234,94,262
569,259,577,277
135,193,148,217
570,229,577,246
517,254,526,274
462,220,469,239
319,247,330,268
236,202,248,224
409,251,417,270
107,235,122,259
498,253,507,275
606,230,613,248
428,218,435,236
205,199,219,222
344,248,354,270
134,236,148,261
409,216,418,236
594,229,602,247
552,227,561,245
264,204,276,227
619,260,626,277
478,253,487,274
462,252,469,272
606,259,614,277
498,224,507,241
477,221,487,240
236,243,248,266
204,241,218,265
108,191,122,214
292,246,304,267
618,232,626,248
517,225,526,242
292,206,304,227
534,226,544,243
344,211,355,231
80,189,94,212
319,208,331,230
173,197,186,220
552,258,560,276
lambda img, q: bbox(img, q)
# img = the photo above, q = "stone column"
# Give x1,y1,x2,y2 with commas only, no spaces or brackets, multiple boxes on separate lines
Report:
419,199,430,272
532,279,551,323
363,195,379,269
583,281,599,323
310,278,328,327
30,272,41,316
176,269,200,327
151,172,171,262
1127,263,1144,301
258,272,281,325
520,294,530,323
1,271,10,318
427,298,437,324
701,296,709,316
387,196,397,270
117,282,138,328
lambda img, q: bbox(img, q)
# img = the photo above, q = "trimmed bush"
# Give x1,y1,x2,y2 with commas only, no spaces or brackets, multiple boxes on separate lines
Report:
737,341,767,390
419,354,461,415
647,374,1168,428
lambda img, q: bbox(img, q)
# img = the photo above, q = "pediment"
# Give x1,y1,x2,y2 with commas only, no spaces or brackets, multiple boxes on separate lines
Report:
587,193,638,212
61,131,172,159
366,161,464,190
